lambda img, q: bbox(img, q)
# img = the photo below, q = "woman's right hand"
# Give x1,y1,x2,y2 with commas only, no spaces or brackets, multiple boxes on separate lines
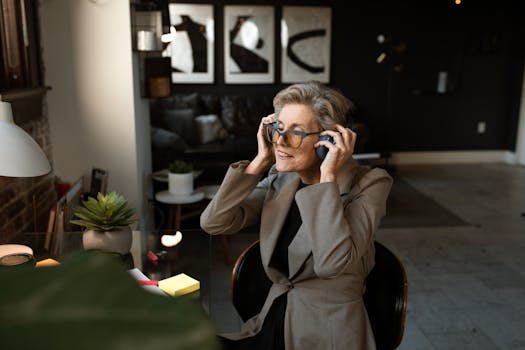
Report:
244,114,276,175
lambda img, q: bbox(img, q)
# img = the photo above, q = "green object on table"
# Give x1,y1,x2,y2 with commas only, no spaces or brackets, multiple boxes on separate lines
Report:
0,250,220,350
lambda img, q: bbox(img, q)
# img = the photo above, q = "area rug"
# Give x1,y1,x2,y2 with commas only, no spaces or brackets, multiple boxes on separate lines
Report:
380,177,470,228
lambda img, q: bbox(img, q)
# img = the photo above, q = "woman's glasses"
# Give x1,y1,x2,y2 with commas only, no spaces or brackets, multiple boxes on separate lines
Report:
263,122,322,149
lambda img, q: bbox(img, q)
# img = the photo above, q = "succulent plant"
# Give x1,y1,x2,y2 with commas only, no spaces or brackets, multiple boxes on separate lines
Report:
70,191,136,232
169,160,193,174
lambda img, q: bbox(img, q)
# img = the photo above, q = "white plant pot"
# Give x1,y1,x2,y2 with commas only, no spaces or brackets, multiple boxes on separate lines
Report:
82,227,132,255
168,172,193,195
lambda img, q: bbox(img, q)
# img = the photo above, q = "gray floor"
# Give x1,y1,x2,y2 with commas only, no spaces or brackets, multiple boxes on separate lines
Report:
206,163,525,349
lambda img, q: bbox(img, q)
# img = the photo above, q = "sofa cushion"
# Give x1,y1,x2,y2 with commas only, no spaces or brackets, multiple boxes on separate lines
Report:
156,92,200,110
199,94,222,115
150,92,204,128
220,95,273,136
151,127,187,152
161,108,197,145
237,95,273,136
194,114,228,144
220,96,235,132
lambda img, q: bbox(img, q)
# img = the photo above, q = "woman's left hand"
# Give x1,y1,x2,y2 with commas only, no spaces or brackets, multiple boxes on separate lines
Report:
315,124,356,183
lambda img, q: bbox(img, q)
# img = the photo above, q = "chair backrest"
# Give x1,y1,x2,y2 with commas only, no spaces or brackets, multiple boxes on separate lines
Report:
230,240,408,350
363,241,408,350
230,240,272,322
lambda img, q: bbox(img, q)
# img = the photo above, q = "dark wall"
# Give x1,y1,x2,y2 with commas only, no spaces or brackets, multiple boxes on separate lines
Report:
155,0,524,153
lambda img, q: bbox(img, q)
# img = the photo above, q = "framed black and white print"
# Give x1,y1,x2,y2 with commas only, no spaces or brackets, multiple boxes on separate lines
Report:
281,6,331,83
166,4,214,83
224,5,274,84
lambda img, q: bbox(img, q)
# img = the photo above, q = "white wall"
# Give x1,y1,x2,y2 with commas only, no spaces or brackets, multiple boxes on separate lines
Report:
39,0,152,225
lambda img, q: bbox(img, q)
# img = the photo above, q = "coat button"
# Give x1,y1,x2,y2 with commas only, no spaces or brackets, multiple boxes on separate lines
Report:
288,283,294,289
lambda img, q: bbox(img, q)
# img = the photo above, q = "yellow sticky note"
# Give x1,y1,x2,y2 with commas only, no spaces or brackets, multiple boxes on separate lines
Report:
158,273,200,297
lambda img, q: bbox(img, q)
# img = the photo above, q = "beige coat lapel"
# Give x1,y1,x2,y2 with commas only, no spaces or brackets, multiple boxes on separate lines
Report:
287,159,360,279
260,174,301,281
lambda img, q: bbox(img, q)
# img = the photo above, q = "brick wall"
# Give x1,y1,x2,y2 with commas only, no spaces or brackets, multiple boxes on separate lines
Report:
0,117,56,243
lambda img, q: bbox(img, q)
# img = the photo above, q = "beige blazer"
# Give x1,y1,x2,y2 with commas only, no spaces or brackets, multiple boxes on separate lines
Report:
200,159,393,350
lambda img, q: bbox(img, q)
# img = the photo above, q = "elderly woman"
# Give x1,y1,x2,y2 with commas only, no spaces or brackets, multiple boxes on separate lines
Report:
200,81,392,350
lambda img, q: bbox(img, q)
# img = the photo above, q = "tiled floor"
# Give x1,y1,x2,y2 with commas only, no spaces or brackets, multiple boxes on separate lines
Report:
378,163,525,350
206,163,525,349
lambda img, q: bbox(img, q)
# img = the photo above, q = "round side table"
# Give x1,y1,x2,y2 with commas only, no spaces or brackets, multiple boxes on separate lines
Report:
155,190,205,230
152,169,204,183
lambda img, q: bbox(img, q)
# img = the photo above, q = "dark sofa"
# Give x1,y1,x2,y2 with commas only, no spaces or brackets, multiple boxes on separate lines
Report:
150,92,274,185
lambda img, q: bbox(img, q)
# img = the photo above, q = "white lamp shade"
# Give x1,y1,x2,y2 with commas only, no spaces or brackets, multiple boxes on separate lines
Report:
0,101,51,177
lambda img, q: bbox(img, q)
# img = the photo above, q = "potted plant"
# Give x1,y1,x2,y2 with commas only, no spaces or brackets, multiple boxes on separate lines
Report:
70,191,137,255
168,160,194,196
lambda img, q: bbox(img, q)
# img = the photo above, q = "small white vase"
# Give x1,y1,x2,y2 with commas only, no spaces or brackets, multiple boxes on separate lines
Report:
82,227,132,255
168,172,193,195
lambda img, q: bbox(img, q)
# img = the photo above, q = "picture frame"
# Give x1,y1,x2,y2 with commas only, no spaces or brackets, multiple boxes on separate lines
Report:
224,5,274,84
166,3,214,84
281,6,332,83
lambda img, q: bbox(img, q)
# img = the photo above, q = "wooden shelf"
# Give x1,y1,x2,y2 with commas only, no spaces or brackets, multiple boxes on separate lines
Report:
0,86,51,101
0,86,51,124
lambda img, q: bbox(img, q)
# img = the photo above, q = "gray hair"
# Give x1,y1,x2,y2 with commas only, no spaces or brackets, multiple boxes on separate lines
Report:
273,80,354,130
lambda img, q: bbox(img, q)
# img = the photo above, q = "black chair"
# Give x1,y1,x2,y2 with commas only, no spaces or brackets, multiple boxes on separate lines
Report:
230,240,408,350
363,241,408,349
229,240,272,323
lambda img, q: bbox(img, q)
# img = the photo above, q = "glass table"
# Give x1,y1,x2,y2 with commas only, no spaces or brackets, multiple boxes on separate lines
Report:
7,227,262,334
2,228,252,349
6,228,238,327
